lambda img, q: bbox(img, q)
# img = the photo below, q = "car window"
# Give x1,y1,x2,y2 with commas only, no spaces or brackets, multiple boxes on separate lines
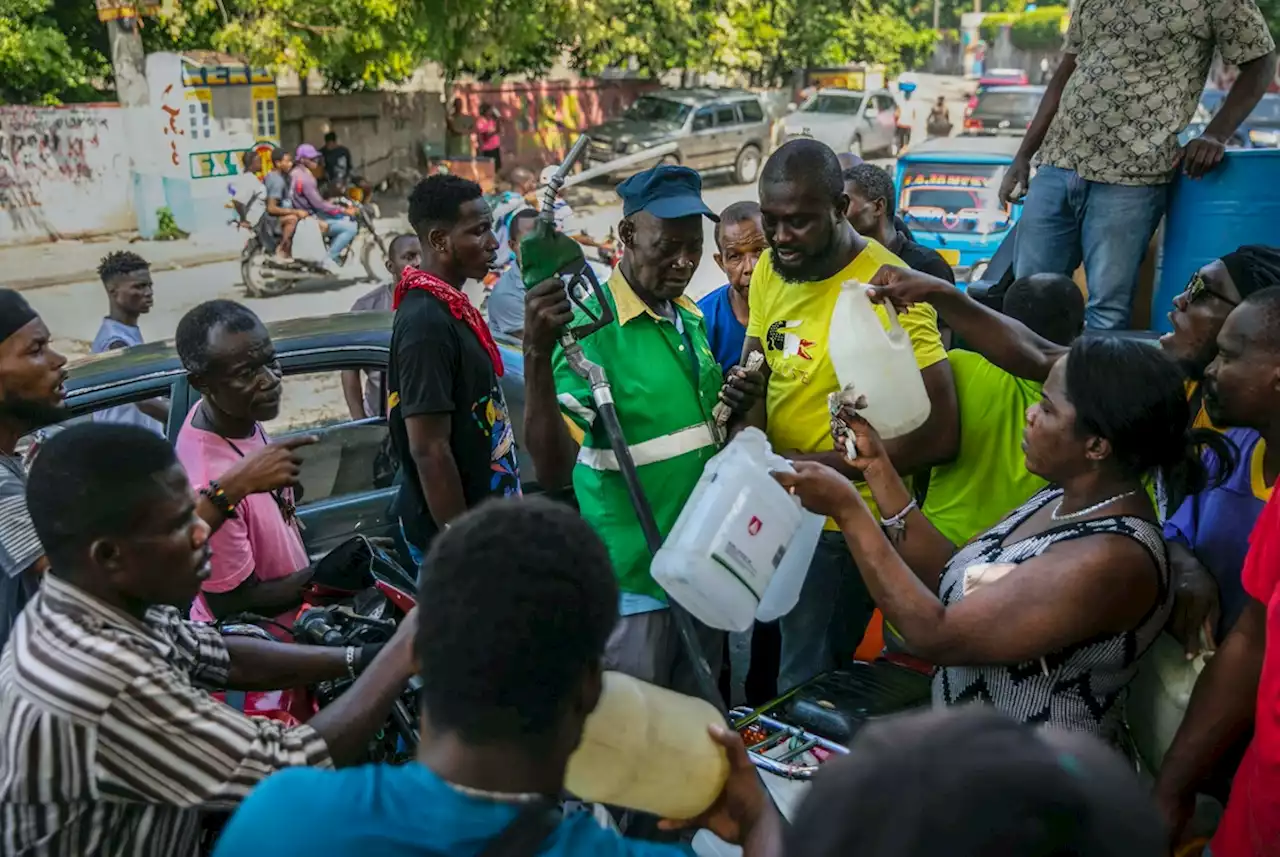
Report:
974,91,1043,116
623,96,691,126
65,382,180,437
739,100,764,123
263,366,394,505
715,104,738,126
692,108,714,131
876,95,896,113
898,162,1011,236
800,94,864,115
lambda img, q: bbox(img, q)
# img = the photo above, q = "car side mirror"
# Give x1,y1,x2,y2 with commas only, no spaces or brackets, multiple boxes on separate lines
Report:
787,103,797,113
864,107,879,118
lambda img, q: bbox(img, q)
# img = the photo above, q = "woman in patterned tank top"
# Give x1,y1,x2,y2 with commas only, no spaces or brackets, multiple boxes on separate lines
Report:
777,337,1231,743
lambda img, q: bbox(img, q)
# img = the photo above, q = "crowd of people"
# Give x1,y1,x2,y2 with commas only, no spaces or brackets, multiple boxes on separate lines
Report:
5,3,1280,849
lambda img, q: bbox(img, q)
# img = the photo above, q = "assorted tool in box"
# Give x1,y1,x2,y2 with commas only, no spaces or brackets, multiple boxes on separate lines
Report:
730,708,849,780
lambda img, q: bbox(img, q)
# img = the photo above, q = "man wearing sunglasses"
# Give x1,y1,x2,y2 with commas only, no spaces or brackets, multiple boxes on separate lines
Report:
1161,246,1280,430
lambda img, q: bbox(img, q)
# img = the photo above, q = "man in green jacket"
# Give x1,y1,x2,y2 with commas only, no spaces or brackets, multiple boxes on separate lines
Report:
523,165,757,695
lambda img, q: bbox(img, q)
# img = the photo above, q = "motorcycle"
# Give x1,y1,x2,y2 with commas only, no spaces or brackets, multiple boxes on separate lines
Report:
215,536,420,758
230,191,390,299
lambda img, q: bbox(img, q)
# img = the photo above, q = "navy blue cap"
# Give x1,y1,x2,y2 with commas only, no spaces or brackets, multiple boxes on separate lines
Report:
617,165,719,222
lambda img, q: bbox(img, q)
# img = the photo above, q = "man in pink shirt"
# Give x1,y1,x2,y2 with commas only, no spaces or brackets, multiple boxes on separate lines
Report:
174,300,314,635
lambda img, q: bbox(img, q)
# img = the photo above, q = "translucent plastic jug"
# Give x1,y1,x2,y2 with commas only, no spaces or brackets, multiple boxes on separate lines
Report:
827,280,930,439
564,671,729,818
652,428,824,632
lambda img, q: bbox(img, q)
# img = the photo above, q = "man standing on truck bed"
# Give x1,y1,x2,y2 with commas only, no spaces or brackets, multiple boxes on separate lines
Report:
1004,0,1275,331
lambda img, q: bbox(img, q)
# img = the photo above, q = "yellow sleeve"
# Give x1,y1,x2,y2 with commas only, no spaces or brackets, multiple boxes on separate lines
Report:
899,302,947,370
563,415,585,446
746,252,771,339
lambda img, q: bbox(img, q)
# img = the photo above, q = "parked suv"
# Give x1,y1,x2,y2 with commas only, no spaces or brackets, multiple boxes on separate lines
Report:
779,88,902,158
583,89,770,184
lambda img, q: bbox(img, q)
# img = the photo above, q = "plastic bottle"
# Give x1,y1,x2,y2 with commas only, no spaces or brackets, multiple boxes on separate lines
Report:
827,280,931,439
652,428,823,632
564,671,729,818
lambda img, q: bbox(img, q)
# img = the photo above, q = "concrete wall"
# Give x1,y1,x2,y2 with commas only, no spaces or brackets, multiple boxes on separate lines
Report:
279,91,447,186
280,79,656,186
0,105,135,247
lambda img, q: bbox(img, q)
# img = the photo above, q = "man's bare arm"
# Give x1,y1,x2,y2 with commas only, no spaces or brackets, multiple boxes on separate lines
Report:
405,412,468,528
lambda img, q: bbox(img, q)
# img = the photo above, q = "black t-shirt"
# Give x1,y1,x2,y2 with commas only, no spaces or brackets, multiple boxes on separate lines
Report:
894,232,956,284
388,290,521,548
323,145,352,184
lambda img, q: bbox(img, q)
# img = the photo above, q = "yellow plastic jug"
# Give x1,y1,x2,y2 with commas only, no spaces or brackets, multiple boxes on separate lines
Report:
564,671,729,819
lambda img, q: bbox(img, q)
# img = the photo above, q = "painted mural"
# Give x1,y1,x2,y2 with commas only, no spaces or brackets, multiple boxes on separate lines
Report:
452,80,655,173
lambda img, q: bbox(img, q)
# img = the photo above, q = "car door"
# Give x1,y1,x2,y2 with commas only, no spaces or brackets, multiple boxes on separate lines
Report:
875,95,899,150
685,106,718,169
267,346,398,560
710,103,743,169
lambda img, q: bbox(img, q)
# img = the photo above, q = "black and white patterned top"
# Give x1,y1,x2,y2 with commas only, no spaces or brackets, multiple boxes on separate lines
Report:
934,487,1170,743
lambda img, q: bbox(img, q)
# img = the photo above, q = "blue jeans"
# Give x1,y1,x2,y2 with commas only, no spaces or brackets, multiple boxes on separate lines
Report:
1013,165,1169,331
318,213,358,262
778,531,876,693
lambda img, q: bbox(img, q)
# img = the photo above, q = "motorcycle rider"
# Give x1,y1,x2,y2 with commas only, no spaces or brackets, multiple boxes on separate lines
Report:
0,421,422,857
265,147,310,263
292,143,358,273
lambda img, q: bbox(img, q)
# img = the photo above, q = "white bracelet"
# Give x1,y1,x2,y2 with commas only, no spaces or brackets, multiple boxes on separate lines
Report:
344,646,357,681
880,498,918,532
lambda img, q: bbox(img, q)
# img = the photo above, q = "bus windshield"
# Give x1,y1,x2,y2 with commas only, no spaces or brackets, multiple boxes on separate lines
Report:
897,162,1012,236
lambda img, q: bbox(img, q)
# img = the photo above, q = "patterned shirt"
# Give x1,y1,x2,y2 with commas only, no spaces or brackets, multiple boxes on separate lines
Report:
0,453,41,653
935,487,1171,743
1039,0,1274,186
0,574,333,857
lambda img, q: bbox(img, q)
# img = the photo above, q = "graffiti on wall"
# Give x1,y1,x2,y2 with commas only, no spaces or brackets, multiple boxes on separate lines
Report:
0,105,133,245
453,80,655,172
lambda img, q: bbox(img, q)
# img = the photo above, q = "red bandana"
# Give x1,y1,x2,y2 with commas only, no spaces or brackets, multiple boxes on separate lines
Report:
393,266,504,377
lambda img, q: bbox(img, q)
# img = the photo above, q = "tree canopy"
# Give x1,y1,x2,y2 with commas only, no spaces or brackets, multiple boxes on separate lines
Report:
8,0,1279,105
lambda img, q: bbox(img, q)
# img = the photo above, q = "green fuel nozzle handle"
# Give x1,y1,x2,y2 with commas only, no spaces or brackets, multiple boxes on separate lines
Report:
520,135,614,338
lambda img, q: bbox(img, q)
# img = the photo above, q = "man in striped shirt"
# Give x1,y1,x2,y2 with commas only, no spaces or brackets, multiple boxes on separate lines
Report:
0,423,421,856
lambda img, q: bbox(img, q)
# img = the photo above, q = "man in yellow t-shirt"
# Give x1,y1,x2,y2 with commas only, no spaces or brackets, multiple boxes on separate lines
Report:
738,140,958,692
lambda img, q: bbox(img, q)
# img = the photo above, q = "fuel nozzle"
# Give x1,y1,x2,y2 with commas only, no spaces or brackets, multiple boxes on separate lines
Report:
520,135,614,339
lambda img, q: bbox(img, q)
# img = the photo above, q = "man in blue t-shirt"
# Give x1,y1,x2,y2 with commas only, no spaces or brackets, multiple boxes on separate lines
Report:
697,201,765,374
214,497,781,857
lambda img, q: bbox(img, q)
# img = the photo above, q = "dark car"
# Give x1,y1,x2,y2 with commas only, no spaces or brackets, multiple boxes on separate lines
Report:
1182,89,1280,148
962,85,1045,136
53,312,530,559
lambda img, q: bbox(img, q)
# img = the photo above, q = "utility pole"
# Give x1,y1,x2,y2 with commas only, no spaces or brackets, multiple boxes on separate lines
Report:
105,13,149,108
933,0,941,30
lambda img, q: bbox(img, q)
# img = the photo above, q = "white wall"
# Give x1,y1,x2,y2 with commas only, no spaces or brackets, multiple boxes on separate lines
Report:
0,105,135,247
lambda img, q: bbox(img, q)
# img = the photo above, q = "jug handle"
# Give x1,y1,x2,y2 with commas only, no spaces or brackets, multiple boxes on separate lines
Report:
879,294,910,343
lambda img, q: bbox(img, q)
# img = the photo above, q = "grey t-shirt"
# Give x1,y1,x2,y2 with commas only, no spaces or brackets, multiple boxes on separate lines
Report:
91,319,165,436
0,454,42,651
264,170,290,207
350,284,393,417
486,265,526,337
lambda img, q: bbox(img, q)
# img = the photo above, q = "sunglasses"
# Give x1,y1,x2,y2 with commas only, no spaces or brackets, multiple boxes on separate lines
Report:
1183,272,1240,307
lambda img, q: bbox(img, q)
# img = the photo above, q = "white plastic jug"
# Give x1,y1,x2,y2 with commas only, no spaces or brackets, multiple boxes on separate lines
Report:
564,671,729,819
827,280,931,439
651,428,823,632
